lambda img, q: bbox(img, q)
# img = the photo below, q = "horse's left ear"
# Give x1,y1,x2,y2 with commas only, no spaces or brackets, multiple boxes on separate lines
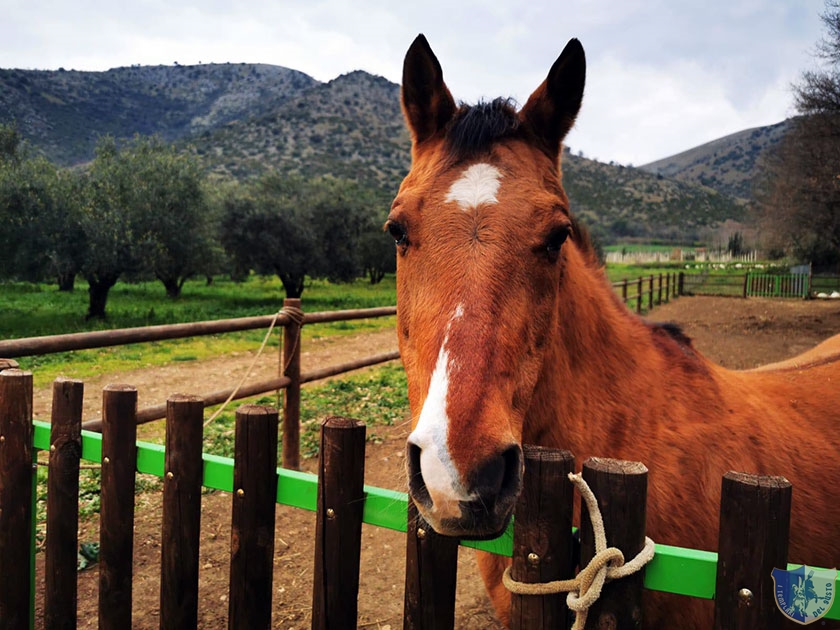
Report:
519,39,586,159
401,34,457,145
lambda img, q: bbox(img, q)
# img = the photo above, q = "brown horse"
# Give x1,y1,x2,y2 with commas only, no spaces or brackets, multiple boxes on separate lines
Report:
390,34,840,628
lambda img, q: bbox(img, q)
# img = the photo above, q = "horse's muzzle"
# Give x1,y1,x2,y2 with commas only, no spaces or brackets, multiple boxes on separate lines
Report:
407,442,523,539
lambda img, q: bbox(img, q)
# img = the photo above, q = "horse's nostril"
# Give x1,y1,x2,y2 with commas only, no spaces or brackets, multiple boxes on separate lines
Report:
471,444,523,501
406,442,432,508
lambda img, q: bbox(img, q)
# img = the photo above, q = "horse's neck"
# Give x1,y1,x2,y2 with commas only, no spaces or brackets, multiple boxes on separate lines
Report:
525,257,675,454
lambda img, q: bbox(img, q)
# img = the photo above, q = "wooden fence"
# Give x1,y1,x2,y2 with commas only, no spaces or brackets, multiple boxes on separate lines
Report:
610,272,682,314
0,368,837,628
0,300,398,470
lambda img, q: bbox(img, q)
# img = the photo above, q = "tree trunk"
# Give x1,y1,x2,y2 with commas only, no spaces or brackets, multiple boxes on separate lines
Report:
161,277,182,299
368,268,385,285
86,275,119,320
279,274,305,298
57,272,76,292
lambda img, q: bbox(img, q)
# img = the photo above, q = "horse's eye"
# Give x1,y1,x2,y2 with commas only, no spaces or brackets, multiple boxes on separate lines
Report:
386,220,408,247
545,226,570,261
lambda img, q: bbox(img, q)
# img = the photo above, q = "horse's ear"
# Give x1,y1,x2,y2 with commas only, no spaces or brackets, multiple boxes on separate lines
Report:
401,34,457,145
519,39,586,159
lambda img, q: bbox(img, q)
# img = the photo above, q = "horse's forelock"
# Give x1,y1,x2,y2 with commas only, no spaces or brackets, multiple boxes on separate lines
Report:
444,98,520,161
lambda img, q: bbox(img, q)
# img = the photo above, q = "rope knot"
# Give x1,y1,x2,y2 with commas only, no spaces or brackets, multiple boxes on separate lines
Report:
502,471,655,630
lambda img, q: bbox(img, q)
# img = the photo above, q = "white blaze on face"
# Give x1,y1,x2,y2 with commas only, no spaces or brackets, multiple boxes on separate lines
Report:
407,305,471,518
445,163,502,210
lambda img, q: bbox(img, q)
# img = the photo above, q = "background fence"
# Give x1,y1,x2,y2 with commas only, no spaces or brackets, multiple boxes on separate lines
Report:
0,368,837,628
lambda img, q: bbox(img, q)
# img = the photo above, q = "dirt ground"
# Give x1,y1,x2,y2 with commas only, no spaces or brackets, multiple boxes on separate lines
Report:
29,295,840,629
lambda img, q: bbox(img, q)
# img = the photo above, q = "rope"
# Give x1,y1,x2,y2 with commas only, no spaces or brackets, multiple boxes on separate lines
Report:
203,305,305,427
502,472,656,630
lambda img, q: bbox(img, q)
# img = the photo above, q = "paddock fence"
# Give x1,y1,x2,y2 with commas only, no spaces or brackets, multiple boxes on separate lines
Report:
610,272,681,314
0,299,398,470
0,368,837,629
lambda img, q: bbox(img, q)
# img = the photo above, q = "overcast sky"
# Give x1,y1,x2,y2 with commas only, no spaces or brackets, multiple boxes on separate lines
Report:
0,1,829,165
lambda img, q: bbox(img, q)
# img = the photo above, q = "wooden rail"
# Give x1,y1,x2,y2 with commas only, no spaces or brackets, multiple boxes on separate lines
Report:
3,303,399,470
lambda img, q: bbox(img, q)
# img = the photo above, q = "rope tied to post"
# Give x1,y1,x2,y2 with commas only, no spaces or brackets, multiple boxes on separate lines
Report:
204,305,305,427
502,471,656,630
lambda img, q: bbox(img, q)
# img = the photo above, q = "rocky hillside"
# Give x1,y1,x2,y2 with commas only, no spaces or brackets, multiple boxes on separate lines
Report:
640,120,791,201
1,62,746,242
0,63,317,165
190,71,410,192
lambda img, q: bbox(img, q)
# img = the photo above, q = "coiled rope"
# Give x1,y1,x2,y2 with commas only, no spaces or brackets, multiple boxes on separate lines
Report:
502,471,655,630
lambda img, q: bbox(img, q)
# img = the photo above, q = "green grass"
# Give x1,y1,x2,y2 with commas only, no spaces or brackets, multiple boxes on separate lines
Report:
197,362,408,461
2,274,397,385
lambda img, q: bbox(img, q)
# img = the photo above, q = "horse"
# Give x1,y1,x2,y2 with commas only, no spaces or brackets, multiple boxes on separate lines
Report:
390,34,840,628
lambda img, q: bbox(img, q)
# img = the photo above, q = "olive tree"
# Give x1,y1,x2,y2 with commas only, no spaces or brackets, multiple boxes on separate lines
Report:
221,174,381,297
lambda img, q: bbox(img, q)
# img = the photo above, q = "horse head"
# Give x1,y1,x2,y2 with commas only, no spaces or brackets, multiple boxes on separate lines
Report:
390,34,586,538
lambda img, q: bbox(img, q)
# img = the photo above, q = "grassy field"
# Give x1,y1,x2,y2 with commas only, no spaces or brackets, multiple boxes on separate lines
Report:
2,275,397,383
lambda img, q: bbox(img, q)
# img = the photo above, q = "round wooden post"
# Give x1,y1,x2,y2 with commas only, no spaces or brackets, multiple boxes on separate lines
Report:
403,501,459,630
0,368,34,630
509,446,576,630
282,297,302,470
98,384,138,630
678,272,684,297
579,458,648,629
636,278,643,314
658,273,663,305
160,395,205,630
714,472,791,630
228,405,278,630
648,276,654,311
311,417,366,630
45,378,84,630
621,279,628,305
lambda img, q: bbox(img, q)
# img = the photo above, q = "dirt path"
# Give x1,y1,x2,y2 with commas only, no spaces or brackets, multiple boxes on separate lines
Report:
30,296,840,629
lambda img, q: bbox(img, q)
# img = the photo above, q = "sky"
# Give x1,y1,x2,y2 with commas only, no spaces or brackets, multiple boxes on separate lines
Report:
0,0,829,165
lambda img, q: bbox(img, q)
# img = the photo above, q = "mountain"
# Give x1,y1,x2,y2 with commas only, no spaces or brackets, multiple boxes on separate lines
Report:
640,120,791,201
1,62,745,242
189,71,410,191
0,63,317,166
563,152,745,242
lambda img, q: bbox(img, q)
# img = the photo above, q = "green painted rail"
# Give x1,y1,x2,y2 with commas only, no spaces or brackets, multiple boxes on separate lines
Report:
31,421,840,620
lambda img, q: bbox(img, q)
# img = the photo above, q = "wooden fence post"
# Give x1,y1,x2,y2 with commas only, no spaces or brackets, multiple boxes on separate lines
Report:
312,418,366,630
678,272,684,297
45,378,84,630
0,368,34,630
579,458,648,629
742,274,750,299
228,405,278,630
622,279,628,306
509,446,576,630
665,273,671,301
160,395,205,630
658,273,663,305
636,278,643,314
403,501,459,630
648,276,654,311
99,384,138,630
282,297,302,470
714,472,791,630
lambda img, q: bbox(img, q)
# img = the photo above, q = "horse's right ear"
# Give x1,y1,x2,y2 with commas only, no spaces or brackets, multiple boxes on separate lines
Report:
401,34,457,145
